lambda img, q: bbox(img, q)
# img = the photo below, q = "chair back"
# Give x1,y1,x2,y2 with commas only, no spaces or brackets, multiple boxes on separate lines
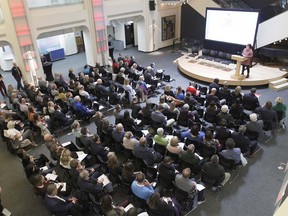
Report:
154,143,167,155
245,129,259,141
218,154,236,171
202,144,216,159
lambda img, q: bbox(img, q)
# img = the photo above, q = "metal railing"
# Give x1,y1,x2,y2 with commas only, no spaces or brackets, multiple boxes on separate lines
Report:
27,0,83,9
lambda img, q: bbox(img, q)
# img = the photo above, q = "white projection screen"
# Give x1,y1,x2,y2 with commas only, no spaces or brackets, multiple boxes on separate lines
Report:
205,8,260,46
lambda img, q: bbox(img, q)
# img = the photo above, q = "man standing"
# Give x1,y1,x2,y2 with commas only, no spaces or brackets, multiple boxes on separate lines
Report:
11,62,24,90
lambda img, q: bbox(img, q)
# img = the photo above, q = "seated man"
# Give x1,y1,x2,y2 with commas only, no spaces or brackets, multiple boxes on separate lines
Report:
151,105,175,127
131,172,154,201
202,155,231,191
180,144,202,171
175,168,206,204
133,137,161,166
51,104,73,129
220,138,241,165
44,183,81,216
112,123,125,143
255,100,278,132
90,135,109,162
158,156,176,189
73,96,96,118
77,169,104,199
181,124,205,144
231,125,258,156
153,128,169,147
242,87,260,111
245,113,265,141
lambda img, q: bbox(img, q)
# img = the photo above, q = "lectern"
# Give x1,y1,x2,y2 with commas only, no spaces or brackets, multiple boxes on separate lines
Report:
231,55,247,80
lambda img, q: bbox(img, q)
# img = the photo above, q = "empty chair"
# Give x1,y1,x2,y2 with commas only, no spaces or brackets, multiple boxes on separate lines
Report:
205,50,218,61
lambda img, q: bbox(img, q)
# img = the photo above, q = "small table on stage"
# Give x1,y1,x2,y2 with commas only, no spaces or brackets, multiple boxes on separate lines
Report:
231,55,247,80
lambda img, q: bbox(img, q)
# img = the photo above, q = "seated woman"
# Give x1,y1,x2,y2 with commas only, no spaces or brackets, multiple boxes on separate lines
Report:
123,131,139,150
30,174,70,198
33,113,51,136
164,85,175,98
100,194,126,216
107,154,123,184
121,161,136,185
203,130,221,153
16,149,50,168
122,110,138,132
147,192,177,216
60,149,73,169
27,105,37,123
5,120,37,148
108,85,121,105
204,101,219,123
167,136,183,155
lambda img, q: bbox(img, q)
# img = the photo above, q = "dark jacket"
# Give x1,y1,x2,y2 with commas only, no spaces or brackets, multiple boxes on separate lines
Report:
203,162,225,184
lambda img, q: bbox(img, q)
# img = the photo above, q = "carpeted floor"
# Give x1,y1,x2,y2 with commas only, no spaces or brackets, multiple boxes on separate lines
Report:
0,46,287,216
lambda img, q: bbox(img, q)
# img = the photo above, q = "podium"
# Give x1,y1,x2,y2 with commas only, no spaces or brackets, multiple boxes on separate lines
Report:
231,55,247,80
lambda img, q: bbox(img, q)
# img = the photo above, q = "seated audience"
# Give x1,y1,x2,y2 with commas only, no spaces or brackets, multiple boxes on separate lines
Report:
131,172,154,201
220,138,241,165
133,137,161,166
175,168,206,204
123,131,139,150
153,128,169,147
167,136,183,155
202,155,231,191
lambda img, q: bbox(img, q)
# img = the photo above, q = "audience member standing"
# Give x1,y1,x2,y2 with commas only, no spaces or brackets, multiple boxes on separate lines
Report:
11,62,24,91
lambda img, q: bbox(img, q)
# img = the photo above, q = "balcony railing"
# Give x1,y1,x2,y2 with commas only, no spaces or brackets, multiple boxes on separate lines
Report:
27,0,83,9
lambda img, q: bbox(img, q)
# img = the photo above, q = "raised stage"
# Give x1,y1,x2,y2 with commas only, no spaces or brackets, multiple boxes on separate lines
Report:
176,54,288,86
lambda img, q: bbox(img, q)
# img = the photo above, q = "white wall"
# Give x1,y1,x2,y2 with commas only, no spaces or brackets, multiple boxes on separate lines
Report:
0,45,15,71
257,11,288,48
82,28,94,66
114,24,126,49
59,32,78,56
137,20,146,52
133,22,139,46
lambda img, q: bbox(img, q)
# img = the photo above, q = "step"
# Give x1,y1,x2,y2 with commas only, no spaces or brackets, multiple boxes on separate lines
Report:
271,82,288,91
269,78,288,86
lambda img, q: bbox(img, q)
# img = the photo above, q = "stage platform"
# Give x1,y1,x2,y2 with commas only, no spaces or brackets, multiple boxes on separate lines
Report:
176,54,288,86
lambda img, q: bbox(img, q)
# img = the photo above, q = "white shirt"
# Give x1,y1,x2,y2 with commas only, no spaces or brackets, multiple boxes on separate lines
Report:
7,128,23,141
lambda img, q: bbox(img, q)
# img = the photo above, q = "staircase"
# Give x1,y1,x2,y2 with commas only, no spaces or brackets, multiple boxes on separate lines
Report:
269,78,288,91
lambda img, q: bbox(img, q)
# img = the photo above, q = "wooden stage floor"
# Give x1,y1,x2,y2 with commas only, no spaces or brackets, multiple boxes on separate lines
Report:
175,54,288,86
